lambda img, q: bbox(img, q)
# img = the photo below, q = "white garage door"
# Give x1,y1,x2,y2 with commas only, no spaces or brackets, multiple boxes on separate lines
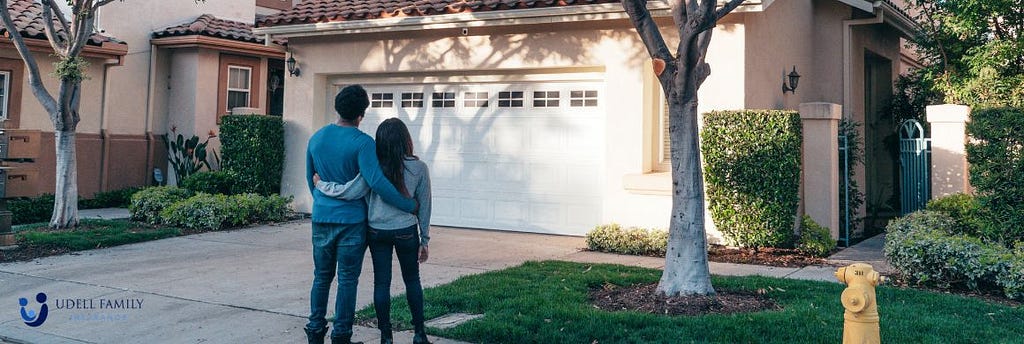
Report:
343,80,604,236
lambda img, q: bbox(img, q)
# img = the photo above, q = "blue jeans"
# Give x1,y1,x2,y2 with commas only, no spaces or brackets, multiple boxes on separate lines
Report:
307,222,366,337
368,225,425,333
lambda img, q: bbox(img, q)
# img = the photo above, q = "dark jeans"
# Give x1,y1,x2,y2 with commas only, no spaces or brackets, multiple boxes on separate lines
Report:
307,222,366,337
368,224,425,333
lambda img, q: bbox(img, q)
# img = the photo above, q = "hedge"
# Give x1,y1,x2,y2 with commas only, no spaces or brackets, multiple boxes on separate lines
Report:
701,110,802,248
585,223,668,257
180,170,241,195
128,186,194,224
797,216,836,257
219,115,284,195
966,107,1024,245
160,193,292,231
11,187,143,226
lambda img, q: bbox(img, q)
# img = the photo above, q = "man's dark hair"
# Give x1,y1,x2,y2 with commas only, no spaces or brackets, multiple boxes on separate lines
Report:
334,85,370,121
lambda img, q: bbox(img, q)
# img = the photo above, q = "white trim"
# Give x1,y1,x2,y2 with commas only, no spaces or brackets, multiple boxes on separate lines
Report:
253,1,768,38
0,71,9,120
836,0,875,13
227,66,253,111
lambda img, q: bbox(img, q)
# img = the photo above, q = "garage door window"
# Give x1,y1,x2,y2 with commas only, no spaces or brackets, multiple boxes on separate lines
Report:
464,92,489,107
533,91,559,107
401,92,424,108
497,91,524,107
371,93,394,108
570,90,598,107
432,92,456,108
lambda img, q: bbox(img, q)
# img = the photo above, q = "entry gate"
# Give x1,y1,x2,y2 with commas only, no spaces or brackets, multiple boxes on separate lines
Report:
899,120,931,215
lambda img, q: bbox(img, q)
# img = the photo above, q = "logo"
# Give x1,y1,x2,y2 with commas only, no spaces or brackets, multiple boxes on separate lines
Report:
18,292,49,327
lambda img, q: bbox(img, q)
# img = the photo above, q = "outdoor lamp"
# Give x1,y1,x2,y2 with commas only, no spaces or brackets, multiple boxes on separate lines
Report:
287,55,301,77
783,65,800,94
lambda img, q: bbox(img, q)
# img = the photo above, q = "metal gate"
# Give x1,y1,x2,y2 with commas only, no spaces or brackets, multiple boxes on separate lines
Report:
899,120,931,215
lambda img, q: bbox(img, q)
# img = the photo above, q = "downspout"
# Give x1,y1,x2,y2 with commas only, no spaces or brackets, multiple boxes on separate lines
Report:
144,43,158,186
99,62,112,192
842,6,884,119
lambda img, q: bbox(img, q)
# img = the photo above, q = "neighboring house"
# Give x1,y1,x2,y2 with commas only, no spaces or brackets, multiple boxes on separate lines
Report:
0,0,127,198
1,0,292,197
254,0,916,240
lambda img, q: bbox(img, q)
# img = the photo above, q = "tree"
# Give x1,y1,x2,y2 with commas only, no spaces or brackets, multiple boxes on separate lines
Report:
902,0,1023,108
619,0,744,296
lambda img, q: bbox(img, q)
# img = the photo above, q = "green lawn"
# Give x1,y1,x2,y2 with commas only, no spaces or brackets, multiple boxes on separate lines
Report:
357,261,1024,344
14,219,181,251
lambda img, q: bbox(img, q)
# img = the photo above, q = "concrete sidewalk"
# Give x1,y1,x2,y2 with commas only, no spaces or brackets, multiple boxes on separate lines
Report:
0,219,876,344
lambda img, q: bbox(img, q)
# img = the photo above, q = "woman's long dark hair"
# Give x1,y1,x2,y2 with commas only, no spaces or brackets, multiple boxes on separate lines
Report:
376,118,417,197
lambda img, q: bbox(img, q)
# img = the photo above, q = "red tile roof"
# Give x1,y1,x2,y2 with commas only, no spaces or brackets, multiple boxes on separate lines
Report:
1,0,124,46
257,0,621,28
153,14,286,45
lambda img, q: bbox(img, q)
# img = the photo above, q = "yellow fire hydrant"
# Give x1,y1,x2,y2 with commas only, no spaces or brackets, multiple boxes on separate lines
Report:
835,263,884,344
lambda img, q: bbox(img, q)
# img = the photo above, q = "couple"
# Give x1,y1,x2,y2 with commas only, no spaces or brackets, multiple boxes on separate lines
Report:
305,85,433,344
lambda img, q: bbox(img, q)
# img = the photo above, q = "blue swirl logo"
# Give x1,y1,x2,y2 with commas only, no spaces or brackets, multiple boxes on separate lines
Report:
18,292,48,327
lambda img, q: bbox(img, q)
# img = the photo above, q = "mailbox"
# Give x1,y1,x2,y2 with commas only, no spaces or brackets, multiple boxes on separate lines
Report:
0,129,6,160
0,168,5,199
5,129,41,160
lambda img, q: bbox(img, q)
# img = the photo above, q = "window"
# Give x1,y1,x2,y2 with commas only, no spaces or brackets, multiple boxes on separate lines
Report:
226,66,252,112
401,92,424,108
464,92,489,107
497,91,524,108
432,92,456,108
570,90,598,107
533,91,559,107
0,71,8,120
371,93,394,108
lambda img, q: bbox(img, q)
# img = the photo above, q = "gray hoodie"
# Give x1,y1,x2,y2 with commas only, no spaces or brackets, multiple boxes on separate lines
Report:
315,159,431,246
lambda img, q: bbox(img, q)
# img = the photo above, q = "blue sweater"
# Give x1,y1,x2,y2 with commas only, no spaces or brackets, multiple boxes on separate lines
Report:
306,124,416,223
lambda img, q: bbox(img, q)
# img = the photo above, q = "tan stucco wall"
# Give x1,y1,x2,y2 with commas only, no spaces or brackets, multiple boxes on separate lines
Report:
0,49,110,134
98,0,257,136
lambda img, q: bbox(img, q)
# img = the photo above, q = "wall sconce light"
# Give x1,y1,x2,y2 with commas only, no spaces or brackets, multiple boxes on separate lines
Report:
286,54,301,77
782,65,800,94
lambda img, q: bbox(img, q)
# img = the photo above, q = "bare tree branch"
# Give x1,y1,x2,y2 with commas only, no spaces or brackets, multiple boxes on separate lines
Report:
41,3,68,54
93,0,117,10
0,0,58,114
715,0,746,21
621,0,675,61
42,0,70,34
66,5,94,58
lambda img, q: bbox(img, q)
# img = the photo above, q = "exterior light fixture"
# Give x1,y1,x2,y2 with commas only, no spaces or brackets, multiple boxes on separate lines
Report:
782,65,800,94
287,54,301,77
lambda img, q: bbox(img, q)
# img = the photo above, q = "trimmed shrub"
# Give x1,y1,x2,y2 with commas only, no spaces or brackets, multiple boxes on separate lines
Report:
966,107,1024,245
9,194,55,225
797,216,836,257
998,249,1024,300
586,224,668,256
180,171,240,195
925,193,986,237
220,115,284,195
701,110,802,248
129,186,193,224
160,193,292,231
884,211,1007,290
80,187,143,209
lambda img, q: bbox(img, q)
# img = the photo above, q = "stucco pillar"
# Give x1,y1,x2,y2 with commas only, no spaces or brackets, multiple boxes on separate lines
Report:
927,104,972,197
800,103,842,239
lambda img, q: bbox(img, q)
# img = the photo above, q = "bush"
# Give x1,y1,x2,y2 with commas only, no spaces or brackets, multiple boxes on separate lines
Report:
80,187,143,209
220,115,284,195
586,224,668,256
998,249,1024,300
925,193,987,237
797,216,836,257
701,110,802,248
180,171,240,195
966,107,1024,245
9,194,55,225
129,187,193,224
160,193,292,231
884,211,1008,291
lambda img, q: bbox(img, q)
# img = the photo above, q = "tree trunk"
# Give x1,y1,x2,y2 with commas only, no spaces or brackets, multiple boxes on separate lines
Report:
656,98,715,296
50,129,79,229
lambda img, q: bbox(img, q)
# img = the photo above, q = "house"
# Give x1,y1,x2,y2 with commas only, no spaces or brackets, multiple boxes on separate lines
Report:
253,0,917,240
1,0,293,197
0,0,127,198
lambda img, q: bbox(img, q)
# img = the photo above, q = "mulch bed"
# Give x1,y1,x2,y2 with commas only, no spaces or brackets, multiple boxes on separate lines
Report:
590,283,781,316
0,245,71,263
707,245,831,268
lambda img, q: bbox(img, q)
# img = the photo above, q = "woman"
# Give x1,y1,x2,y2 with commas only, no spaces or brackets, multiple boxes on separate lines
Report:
313,118,432,344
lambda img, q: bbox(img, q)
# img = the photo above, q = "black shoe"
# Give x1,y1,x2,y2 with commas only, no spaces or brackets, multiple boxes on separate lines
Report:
331,334,363,344
380,330,393,344
380,338,393,344
304,327,327,344
412,331,431,344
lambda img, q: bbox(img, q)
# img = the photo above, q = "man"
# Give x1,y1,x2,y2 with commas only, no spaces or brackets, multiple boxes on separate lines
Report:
305,85,417,344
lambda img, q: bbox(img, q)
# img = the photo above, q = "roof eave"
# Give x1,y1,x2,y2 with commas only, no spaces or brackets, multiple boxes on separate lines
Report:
151,35,286,58
253,1,768,38
876,1,919,39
